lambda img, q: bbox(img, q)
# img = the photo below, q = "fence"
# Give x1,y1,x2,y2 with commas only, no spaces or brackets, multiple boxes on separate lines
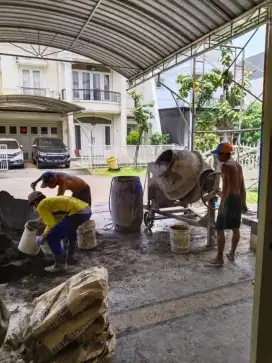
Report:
0,145,8,171
75,144,185,168
74,143,259,187
201,143,260,186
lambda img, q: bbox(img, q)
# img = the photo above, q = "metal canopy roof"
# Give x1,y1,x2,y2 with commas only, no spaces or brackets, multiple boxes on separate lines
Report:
0,0,269,85
0,95,84,114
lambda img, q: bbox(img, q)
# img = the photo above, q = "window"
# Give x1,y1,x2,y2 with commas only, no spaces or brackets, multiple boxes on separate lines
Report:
127,127,132,136
82,72,90,100
72,71,107,100
104,75,110,101
51,127,58,135
33,71,41,95
0,140,19,149
93,74,101,100
9,126,17,134
22,69,42,95
20,126,27,134
41,127,48,135
73,71,79,99
0,126,6,134
31,127,38,135
22,70,30,90
39,138,64,147
105,126,111,145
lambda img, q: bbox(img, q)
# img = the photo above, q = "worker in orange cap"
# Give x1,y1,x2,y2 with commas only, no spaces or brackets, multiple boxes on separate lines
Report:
207,142,247,266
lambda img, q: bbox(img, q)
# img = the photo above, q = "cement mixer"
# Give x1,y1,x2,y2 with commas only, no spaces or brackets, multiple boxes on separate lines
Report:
144,149,221,247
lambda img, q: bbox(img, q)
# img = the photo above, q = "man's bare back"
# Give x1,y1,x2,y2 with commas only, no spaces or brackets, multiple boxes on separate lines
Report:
31,171,92,206
55,173,87,195
222,159,244,195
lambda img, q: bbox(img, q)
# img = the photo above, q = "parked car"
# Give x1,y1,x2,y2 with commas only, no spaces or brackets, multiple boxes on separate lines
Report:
0,138,24,169
32,137,70,169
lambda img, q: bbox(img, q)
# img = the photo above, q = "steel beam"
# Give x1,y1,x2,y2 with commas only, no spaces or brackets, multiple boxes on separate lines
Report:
0,52,139,70
18,28,38,56
127,1,270,89
69,0,103,50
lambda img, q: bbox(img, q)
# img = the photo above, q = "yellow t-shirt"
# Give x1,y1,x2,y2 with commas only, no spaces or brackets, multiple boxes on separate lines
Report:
37,196,89,237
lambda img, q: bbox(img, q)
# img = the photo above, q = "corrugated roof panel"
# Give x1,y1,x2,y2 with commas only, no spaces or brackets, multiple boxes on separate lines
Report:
0,95,84,114
0,0,268,80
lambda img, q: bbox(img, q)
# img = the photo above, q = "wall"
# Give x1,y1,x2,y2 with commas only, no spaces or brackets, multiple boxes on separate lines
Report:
127,78,161,133
1,56,19,93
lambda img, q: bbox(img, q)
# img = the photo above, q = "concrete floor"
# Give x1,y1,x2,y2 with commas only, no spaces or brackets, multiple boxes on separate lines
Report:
0,169,256,363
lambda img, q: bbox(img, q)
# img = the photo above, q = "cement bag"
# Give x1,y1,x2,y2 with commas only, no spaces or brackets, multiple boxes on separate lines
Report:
0,297,9,347
3,267,108,359
52,315,116,363
22,300,108,362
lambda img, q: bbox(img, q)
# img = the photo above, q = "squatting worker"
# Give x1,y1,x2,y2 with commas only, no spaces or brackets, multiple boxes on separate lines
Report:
30,171,91,206
207,142,246,266
28,191,92,273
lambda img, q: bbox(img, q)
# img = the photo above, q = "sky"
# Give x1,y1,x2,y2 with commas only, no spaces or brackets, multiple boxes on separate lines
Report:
230,25,266,58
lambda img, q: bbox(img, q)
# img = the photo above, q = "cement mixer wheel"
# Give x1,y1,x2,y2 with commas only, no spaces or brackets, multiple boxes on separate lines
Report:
200,171,221,210
144,211,154,228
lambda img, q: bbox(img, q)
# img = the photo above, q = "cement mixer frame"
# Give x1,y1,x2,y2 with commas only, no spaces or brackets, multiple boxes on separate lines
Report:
143,162,222,248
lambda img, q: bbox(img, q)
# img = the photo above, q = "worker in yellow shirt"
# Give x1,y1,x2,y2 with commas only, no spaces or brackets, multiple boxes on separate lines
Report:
28,191,92,272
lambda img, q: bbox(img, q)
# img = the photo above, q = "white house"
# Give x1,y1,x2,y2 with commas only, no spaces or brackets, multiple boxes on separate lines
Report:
0,44,160,161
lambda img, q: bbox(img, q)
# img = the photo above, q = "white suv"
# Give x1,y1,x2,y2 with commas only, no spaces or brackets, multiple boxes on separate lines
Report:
0,138,24,168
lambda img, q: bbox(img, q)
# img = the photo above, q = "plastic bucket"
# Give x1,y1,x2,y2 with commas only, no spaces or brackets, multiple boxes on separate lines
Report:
77,220,97,250
18,224,40,255
170,224,191,254
107,156,118,170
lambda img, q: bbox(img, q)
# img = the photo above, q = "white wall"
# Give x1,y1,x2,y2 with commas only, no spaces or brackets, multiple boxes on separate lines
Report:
127,78,161,133
1,56,19,93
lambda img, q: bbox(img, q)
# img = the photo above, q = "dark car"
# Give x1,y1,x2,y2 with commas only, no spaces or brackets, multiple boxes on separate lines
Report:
32,137,70,169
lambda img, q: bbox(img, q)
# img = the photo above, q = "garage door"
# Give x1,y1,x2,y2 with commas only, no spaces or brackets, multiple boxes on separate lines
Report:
0,123,62,160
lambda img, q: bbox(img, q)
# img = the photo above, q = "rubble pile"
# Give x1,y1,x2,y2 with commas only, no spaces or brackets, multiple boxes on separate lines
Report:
0,191,50,283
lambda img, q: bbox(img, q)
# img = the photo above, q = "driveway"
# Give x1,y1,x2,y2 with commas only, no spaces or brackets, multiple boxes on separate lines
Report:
0,168,146,205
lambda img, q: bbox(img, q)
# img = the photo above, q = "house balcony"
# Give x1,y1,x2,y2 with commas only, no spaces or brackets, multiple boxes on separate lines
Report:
72,89,121,114
20,87,60,99
0,87,60,99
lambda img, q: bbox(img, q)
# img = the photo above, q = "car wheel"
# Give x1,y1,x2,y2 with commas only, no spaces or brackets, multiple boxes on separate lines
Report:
37,160,42,169
64,163,70,168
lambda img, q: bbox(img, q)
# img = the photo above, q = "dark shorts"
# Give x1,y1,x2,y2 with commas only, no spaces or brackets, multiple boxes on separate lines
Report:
72,185,91,206
46,212,92,255
216,194,242,230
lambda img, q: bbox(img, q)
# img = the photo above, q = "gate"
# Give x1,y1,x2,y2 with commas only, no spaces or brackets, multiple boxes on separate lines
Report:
0,145,8,171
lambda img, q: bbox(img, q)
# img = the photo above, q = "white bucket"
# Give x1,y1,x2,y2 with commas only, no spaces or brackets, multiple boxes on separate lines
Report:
170,224,191,254
77,220,97,250
18,224,40,256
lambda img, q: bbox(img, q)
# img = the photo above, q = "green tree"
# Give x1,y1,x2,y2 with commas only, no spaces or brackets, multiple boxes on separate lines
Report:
176,45,251,151
126,130,141,145
149,132,170,145
128,91,154,166
240,102,262,145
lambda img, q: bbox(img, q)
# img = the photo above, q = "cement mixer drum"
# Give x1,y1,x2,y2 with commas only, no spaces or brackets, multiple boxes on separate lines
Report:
153,149,212,202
